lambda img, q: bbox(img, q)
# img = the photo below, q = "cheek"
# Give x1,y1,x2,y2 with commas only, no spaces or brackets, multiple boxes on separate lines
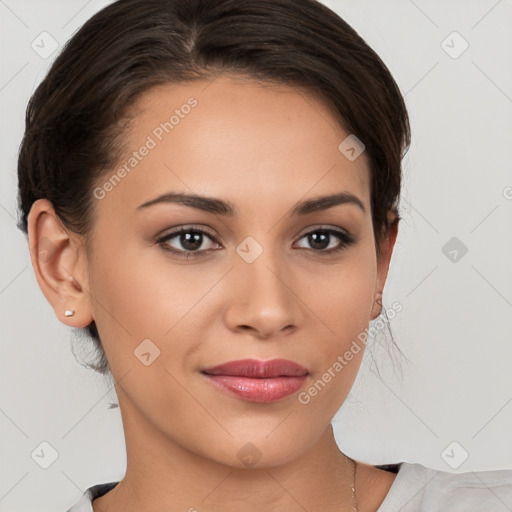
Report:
89,236,187,331
86,237,168,356
311,246,376,337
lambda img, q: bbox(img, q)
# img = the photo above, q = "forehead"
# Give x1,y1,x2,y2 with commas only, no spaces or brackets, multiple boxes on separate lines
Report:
100,75,371,218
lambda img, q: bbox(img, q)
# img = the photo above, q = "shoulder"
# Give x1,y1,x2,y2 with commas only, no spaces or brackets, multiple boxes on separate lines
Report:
65,482,119,512
375,462,512,512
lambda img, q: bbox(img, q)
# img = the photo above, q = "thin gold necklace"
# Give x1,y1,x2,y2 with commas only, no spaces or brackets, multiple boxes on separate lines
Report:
349,457,359,511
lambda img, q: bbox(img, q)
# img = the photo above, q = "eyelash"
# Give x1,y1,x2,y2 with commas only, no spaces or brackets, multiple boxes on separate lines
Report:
156,225,356,259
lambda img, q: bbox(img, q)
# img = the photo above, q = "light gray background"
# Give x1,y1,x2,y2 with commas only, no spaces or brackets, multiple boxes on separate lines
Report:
1,0,511,510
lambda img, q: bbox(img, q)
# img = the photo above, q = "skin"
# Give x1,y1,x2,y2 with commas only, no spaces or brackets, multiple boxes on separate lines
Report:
28,75,399,512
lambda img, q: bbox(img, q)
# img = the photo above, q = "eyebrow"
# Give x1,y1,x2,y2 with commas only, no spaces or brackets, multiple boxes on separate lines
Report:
136,191,366,216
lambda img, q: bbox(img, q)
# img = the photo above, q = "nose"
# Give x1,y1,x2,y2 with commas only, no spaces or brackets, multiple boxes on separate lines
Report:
223,247,304,339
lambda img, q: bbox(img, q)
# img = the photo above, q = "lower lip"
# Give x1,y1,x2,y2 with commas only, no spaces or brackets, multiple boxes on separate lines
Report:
203,374,309,403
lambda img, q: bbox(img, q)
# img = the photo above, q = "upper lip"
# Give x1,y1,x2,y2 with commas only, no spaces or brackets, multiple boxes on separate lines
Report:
202,358,309,378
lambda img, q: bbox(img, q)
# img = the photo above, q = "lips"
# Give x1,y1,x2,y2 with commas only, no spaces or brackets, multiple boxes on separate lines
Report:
202,358,309,378
201,358,309,403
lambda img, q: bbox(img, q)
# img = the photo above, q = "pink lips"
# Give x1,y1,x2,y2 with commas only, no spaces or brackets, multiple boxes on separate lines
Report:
201,358,309,403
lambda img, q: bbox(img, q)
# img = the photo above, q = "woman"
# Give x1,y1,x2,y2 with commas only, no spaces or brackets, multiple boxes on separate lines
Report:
17,0,512,510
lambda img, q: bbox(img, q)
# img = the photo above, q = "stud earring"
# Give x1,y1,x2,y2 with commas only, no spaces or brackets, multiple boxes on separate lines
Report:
64,309,75,317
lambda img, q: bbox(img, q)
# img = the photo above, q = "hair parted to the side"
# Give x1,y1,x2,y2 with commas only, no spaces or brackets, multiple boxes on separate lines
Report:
17,0,411,377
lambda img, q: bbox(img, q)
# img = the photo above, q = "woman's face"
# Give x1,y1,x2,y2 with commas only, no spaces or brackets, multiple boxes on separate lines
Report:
38,75,397,468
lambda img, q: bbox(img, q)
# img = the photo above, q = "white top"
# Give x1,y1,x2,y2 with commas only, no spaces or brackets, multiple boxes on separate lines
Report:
65,462,512,512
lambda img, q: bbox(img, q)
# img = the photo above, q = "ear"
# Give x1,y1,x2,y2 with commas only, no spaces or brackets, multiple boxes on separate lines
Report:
27,198,94,327
370,210,399,321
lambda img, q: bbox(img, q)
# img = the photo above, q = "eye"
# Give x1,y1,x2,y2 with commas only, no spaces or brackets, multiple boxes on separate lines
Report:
156,226,220,258
294,227,355,254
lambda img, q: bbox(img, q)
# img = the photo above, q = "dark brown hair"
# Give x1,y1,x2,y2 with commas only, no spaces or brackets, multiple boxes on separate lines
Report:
17,0,411,376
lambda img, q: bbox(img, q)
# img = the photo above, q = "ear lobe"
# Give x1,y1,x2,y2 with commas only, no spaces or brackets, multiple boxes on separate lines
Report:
27,198,93,328
370,296,383,320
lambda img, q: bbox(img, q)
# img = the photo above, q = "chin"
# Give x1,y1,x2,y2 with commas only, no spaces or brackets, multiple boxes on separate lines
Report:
201,429,320,471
